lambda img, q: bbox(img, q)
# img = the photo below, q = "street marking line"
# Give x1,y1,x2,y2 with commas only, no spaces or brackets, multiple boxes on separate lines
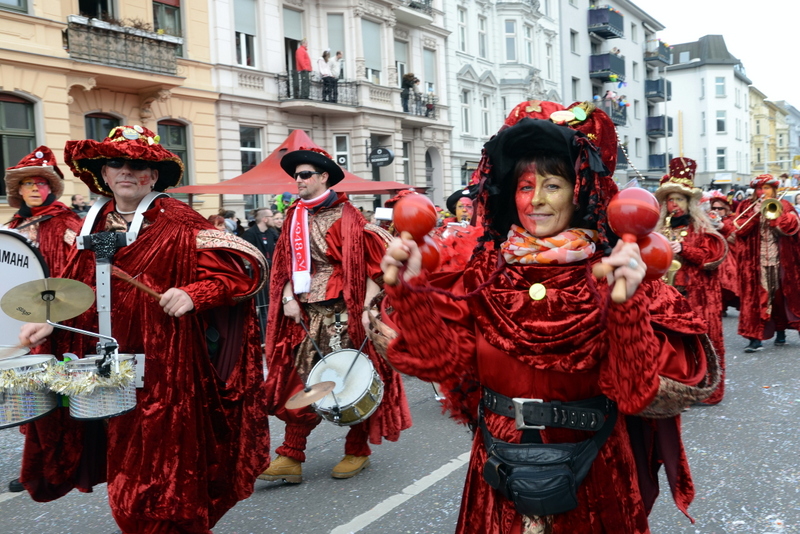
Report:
0,491,25,505
329,451,470,534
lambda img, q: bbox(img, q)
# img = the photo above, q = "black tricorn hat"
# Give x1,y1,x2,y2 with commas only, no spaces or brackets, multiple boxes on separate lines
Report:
280,147,344,187
446,184,479,214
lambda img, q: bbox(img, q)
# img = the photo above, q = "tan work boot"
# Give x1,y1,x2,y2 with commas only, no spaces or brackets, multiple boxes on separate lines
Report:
257,455,302,484
331,455,371,479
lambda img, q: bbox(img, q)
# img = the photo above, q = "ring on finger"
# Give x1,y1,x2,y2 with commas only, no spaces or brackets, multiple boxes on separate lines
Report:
627,258,639,269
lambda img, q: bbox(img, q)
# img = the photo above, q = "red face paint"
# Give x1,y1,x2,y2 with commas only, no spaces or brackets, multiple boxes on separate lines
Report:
514,169,575,237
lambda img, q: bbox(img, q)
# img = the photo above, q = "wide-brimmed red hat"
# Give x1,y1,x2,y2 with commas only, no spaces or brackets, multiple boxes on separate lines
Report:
4,146,65,209
64,125,184,196
655,157,702,203
280,147,344,187
750,173,780,188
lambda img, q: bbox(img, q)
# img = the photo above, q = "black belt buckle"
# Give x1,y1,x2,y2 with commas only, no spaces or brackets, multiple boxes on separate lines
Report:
512,397,545,430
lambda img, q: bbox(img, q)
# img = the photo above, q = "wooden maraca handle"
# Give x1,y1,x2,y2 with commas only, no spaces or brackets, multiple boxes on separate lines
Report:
591,263,630,303
384,232,413,286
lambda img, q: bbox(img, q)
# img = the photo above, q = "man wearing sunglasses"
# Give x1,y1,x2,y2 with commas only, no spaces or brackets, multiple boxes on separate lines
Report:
261,147,411,484
17,126,270,534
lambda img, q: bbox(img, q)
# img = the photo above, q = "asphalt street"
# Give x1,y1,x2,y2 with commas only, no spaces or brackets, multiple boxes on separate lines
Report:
0,309,798,533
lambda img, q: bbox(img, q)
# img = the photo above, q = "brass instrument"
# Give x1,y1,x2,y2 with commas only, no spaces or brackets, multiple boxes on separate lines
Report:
661,210,683,286
733,191,787,229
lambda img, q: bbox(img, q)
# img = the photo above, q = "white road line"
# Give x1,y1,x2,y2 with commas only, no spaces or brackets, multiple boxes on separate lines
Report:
329,451,470,534
0,491,24,505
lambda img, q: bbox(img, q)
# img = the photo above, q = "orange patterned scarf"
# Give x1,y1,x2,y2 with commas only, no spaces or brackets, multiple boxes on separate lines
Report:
501,225,598,265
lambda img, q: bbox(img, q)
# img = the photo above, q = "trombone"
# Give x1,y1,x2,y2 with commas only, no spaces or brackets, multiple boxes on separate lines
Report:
732,191,787,229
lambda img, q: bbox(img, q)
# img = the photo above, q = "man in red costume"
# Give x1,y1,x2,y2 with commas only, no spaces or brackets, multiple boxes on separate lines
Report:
295,39,312,99
18,125,270,533
708,191,739,315
261,147,411,483
655,158,728,404
728,174,800,352
3,146,83,493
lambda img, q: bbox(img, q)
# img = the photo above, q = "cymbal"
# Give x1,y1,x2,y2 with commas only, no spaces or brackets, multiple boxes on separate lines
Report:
285,381,336,410
0,345,30,361
1,278,95,323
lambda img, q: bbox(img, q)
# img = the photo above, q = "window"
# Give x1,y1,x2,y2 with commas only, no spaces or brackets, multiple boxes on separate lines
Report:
630,23,638,43
570,30,579,54
632,61,638,81
402,141,411,184
0,94,35,197
543,0,551,16
736,118,741,140
362,19,382,84
571,77,579,101
239,126,262,174
395,41,408,88
715,77,725,97
481,95,490,137
0,0,27,13
423,49,436,93
633,100,640,119
635,138,641,157
158,120,188,187
501,97,507,117
478,16,487,59
717,147,726,170
679,51,689,63
716,110,726,133
334,134,350,170
546,44,553,79
735,87,740,107
327,14,345,73
78,0,112,18
505,20,516,62
153,0,182,55
85,113,119,142
756,147,762,164
523,25,533,64
700,78,704,99
756,120,761,135
235,0,257,67
701,111,706,135
458,8,467,53
461,90,471,134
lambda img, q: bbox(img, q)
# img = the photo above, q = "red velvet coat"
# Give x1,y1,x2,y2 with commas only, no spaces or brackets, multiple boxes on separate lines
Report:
264,193,412,444
716,215,739,308
670,226,727,404
6,201,82,277
386,249,709,534
732,198,800,339
20,198,270,534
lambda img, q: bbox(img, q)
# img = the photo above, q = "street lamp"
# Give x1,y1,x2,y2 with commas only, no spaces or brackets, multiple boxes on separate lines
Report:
662,57,701,171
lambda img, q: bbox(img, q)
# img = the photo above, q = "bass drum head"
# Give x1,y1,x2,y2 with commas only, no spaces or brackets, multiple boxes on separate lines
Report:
0,230,49,347
307,349,374,409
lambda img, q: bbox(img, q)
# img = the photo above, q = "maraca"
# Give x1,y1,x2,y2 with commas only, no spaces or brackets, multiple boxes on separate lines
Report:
593,188,662,303
384,194,440,286
636,231,674,281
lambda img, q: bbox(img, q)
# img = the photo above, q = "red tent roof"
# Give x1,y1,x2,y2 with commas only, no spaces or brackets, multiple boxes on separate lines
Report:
171,130,414,195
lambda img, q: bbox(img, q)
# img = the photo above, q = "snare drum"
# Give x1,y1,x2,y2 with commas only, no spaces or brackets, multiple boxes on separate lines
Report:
0,230,48,349
63,354,137,420
307,349,384,426
0,355,58,429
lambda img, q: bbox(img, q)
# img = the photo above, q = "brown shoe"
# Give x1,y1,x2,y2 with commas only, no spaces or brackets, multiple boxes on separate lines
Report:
257,455,302,484
331,455,371,479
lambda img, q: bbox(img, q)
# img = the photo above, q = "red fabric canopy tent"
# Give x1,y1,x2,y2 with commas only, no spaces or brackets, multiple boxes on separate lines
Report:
170,130,415,196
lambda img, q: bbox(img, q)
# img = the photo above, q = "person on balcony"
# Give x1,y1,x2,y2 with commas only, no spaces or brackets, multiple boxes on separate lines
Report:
401,73,417,113
318,49,335,102
295,39,312,99
328,51,343,103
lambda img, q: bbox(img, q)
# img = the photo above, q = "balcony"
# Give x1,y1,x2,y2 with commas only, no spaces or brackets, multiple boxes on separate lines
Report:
644,39,670,66
588,8,624,39
649,153,673,170
598,99,627,126
394,0,434,27
644,78,671,102
646,115,673,137
401,92,439,126
616,146,629,170
277,72,359,107
589,53,625,83
65,15,182,75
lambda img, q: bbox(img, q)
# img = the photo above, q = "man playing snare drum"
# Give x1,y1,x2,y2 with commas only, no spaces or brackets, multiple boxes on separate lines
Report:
261,147,411,483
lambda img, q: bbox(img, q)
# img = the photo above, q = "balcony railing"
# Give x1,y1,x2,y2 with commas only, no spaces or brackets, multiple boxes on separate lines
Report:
277,72,359,106
598,99,627,126
588,7,624,39
403,92,438,120
644,40,670,65
646,116,673,137
644,78,671,102
66,15,182,75
589,53,626,82
404,0,433,16
649,153,673,170
616,146,629,169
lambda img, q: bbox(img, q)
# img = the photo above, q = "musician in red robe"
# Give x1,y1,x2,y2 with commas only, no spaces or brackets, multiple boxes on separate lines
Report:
728,174,800,352
19,125,269,533
655,158,727,404
708,190,739,315
381,101,717,534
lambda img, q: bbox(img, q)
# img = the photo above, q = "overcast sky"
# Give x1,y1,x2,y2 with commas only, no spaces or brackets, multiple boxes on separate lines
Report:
634,0,798,104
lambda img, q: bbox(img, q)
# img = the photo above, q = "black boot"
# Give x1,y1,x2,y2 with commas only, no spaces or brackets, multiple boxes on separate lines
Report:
744,339,763,353
8,478,24,492
775,330,786,345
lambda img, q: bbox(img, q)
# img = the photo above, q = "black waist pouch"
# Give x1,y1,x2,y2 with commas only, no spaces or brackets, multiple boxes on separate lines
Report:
480,401,617,517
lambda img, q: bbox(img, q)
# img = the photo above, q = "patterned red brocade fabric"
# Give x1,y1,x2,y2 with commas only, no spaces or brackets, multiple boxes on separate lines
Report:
731,199,800,338
386,249,708,534
19,198,270,534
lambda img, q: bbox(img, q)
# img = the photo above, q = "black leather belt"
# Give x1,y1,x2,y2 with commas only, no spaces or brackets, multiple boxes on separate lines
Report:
482,387,613,432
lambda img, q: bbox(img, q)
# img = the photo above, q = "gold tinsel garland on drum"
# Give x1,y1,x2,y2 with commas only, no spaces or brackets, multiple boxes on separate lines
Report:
48,360,136,396
0,365,57,395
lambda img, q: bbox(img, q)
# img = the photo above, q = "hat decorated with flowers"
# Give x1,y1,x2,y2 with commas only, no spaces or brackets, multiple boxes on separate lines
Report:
750,173,780,188
4,146,65,208
707,189,731,207
655,157,702,203
280,146,344,187
64,125,184,196
384,188,420,209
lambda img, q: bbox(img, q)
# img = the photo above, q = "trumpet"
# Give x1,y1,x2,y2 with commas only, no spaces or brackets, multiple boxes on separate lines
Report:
733,191,787,229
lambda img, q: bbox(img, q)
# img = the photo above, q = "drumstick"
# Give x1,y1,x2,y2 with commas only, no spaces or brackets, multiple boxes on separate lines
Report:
111,266,162,302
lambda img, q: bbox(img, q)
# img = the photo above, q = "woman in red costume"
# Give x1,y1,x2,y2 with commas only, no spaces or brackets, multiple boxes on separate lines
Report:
380,101,716,534
707,191,739,315
654,159,727,404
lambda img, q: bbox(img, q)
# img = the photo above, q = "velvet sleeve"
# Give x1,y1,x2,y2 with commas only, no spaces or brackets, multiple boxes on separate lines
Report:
325,218,387,282
181,249,254,313
680,231,726,270
732,200,759,235
771,200,800,236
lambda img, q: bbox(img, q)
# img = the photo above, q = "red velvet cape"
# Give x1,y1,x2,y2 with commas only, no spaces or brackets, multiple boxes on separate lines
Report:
7,201,82,277
716,215,740,309
20,198,269,534
386,249,709,534
732,198,800,338
264,193,412,444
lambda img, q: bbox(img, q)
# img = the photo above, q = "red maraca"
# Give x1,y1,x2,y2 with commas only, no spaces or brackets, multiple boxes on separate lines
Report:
637,231,674,281
593,188,661,303
385,194,440,285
